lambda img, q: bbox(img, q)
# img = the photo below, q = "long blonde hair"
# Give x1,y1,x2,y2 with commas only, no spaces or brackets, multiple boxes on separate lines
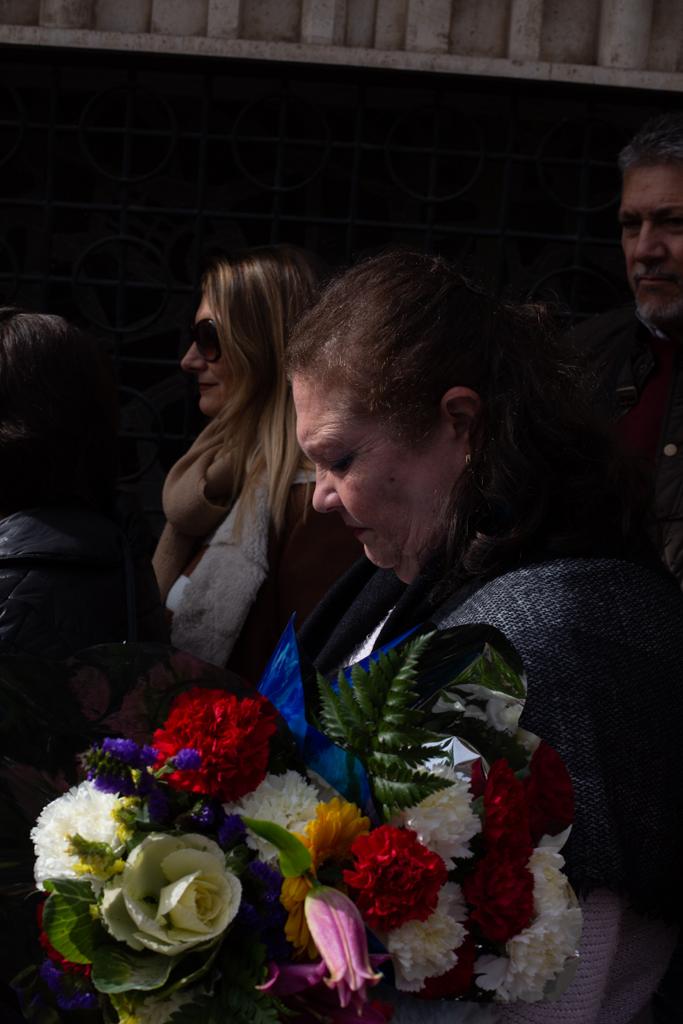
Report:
202,244,323,532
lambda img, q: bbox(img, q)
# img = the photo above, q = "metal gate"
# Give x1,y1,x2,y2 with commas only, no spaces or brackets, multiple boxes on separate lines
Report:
0,45,674,527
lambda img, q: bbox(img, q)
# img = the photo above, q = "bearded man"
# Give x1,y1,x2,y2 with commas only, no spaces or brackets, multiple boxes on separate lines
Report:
570,112,683,586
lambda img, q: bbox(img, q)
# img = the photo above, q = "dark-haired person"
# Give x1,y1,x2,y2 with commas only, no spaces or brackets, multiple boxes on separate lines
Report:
0,307,166,656
570,112,683,588
568,110,683,1024
289,250,683,1023
0,307,168,1021
152,245,357,683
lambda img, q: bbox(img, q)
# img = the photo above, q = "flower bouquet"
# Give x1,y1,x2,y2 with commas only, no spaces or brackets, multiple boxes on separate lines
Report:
13,625,581,1023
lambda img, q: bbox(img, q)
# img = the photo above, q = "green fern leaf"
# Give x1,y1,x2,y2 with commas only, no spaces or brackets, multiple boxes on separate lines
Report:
373,772,452,819
348,662,375,718
316,670,353,746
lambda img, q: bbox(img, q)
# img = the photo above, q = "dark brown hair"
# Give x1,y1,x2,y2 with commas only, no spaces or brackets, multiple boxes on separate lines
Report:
0,307,118,515
287,250,646,582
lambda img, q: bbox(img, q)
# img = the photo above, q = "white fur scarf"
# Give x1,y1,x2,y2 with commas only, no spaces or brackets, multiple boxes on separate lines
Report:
169,485,270,667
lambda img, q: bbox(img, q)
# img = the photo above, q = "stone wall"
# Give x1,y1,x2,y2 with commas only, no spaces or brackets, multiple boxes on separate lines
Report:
0,0,681,92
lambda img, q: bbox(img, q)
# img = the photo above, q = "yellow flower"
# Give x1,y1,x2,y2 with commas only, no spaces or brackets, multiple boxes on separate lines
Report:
306,798,370,870
281,875,315,955
281,798,370,956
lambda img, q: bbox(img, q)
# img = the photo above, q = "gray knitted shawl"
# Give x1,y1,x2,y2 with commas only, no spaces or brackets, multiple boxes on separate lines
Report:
433,557,683,923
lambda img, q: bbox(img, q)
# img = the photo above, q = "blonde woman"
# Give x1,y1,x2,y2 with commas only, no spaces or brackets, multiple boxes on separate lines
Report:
153,245,358,682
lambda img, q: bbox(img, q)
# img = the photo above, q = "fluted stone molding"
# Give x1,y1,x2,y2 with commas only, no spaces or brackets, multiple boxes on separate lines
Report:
0,0,681,92
598,0,653,69
40,0,93,28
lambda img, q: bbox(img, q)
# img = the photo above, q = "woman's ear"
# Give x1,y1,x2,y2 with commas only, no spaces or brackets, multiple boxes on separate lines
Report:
440,386,481,437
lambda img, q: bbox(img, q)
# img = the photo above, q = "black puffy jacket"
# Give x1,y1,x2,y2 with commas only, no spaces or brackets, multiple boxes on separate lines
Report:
569,304,683,588
0,504,168,657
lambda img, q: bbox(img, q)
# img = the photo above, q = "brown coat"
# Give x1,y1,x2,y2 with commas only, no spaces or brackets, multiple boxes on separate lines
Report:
226,485,360,684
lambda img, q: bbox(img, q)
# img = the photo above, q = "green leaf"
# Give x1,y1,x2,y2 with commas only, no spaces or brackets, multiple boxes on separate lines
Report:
42,879,97,964
91,943,180,993
241,817,312,877
215,939,280,1024
454,643,526,698
315,632,452,818
162,939,222,998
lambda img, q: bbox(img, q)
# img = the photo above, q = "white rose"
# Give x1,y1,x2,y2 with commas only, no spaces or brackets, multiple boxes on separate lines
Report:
101,833,241,956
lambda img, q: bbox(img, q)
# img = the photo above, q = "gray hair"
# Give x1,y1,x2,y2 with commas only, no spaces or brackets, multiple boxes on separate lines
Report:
618,112,683,173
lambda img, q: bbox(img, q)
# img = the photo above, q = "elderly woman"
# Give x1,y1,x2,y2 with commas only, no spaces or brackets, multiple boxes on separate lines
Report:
288,251,683,1024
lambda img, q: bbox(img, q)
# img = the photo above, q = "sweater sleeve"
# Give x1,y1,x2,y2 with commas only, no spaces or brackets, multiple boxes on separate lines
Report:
499,890,677,1024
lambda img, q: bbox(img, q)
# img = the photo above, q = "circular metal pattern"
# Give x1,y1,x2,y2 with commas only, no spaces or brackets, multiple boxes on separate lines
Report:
116,384,164,484
0,237,19,303
527,264,627,319
72,235,170,333
385,105,484,203
0,86,25,170
79,86,178,183
537,117,626,213
232,94,331,192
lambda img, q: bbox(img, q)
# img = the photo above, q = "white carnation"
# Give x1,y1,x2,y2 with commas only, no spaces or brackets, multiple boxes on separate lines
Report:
31,781,122,886
529,846,573,916
397,767,480,867
387,883,468,992
224,770,320,862
475,907,582,1002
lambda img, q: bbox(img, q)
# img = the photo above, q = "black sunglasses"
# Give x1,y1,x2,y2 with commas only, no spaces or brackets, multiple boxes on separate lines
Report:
188,318,221,362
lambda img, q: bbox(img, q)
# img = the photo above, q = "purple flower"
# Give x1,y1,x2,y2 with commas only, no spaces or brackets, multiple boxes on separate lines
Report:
217,813,246,849
84,737,158,797
247,859,282,901
189,802,215,829
39,959,98,1012
89,770,137,797
102,738,157,768
304,887,384,1012
147,785,171,823
173,747,202,771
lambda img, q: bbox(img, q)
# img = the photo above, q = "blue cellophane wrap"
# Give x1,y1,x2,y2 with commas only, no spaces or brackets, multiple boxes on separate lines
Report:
257,619,413,814
257,617,373,812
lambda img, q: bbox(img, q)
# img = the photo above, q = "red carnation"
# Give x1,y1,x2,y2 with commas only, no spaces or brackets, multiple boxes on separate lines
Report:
343,825,447,932
463,848,534,944
483,759,533,862
416,933,476,1000
524,741,575,844
153,686,278,802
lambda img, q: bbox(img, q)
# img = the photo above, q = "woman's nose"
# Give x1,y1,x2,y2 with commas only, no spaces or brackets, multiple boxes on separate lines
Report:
180,342,206,373
312,472,341,514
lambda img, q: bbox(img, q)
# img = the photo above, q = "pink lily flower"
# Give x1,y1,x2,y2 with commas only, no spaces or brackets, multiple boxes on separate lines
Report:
259,959,392,1022
304,885,385,1013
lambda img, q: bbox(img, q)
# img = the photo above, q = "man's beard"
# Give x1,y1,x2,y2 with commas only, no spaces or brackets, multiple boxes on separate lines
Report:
635,292,683,333
633,267,683,335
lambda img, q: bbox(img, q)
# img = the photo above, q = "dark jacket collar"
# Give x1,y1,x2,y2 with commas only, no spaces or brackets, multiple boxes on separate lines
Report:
0,506,123,565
